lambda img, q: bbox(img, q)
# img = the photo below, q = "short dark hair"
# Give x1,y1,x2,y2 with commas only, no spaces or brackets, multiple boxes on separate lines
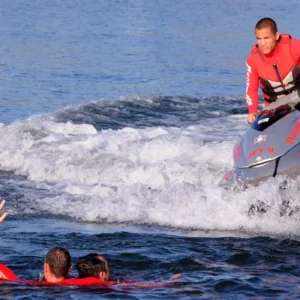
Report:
255,18,278,34
45,247,71,278
76,253,106,278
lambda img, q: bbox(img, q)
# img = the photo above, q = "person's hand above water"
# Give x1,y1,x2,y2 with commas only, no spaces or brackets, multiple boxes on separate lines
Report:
169,273,182,280
0,199,8,223
247,112,257,124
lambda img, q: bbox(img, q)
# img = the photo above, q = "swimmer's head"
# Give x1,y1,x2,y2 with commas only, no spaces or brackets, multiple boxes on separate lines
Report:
76,253,110,281
44,247,72,282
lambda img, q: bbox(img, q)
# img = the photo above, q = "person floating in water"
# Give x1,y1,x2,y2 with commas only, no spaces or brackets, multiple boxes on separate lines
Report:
0,199,8,223
76,253,111,282
43,247,72,283
76,252,182,285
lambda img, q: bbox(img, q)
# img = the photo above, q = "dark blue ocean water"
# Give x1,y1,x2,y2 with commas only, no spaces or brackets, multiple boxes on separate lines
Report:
1,0,300,299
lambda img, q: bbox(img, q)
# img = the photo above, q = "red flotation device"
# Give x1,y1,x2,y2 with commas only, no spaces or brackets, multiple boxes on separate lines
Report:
0,262,19,281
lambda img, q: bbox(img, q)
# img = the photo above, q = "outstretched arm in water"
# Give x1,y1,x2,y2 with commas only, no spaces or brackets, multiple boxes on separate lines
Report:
0,199,8,223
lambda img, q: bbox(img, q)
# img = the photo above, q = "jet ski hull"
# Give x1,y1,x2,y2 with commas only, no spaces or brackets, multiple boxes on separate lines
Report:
223,101,300,186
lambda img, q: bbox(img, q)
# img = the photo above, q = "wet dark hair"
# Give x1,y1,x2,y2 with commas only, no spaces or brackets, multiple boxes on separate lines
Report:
255,18,278,34
76,253,107,278
45,247,71,278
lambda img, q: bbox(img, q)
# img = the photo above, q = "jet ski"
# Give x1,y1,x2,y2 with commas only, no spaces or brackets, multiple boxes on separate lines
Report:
222,91,300,186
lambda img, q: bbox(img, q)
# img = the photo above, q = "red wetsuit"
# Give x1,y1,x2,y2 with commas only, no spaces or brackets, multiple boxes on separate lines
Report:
246,34,300,114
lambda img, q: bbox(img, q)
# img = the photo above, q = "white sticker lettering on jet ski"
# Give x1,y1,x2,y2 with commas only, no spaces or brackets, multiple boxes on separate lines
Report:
254,134,267,144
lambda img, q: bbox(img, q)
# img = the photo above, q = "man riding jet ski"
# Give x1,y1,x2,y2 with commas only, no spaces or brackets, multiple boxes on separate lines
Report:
223,17,300,186
245,17,300,124
221,18,300,215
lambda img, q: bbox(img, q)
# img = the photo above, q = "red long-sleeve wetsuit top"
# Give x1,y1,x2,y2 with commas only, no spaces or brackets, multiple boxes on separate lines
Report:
246,34,300,114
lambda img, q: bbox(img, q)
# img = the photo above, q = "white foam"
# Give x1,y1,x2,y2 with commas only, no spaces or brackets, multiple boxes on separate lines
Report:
2,115,300,236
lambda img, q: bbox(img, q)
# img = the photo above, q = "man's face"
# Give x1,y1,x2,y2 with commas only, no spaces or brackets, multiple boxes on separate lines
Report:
255,27,279,55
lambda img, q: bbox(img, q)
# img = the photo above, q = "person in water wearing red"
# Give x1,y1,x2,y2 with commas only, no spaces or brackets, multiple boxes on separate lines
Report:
76,253,182,284
0,198,8,223
0,247,73,283
76,253,111,282
43,247,72,283
246,17,300,124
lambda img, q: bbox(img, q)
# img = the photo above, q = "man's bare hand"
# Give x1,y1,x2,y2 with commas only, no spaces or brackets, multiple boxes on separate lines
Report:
169,273,182,280
247,113,257,124
0,200,8,223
